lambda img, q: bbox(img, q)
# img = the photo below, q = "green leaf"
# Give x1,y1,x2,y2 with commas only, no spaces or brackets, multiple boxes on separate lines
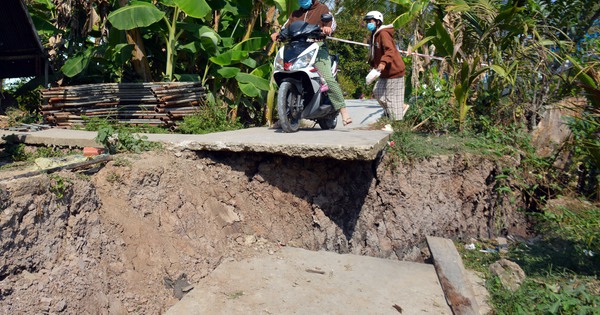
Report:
209,49,249,66
241,58,257,68
411,36,435,52
111,43,135,64
488,65,507,78
250,63,272,78
222,37,235,48
157,0,176,7
446,0,470,12
233,37,267,52
217,67,240,78
32,0,54,10
238,82,260,97
173,0,211,19
236,72,270,91
108,1,165,30
427,18,454,58
392,12,414,28
179,41,199,53
61,48,93,77
31,15,59,35
388,0,413,6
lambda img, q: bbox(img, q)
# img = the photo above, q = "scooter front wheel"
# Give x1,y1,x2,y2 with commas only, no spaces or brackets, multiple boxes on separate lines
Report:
277,81,301,133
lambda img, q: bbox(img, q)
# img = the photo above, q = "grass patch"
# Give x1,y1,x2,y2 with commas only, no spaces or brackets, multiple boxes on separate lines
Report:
459,201,600,314
382,121,497,166
177,105,243,134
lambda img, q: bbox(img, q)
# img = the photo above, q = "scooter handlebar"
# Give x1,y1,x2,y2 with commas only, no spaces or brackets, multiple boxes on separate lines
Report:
276,32,327,42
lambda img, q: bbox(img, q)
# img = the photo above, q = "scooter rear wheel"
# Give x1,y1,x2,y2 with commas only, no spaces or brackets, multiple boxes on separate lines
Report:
277,82,301,133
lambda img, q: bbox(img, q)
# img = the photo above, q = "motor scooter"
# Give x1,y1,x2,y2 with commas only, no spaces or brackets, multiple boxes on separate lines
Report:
273,14,339,133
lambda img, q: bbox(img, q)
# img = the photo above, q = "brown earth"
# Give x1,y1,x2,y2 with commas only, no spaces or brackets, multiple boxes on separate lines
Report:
0,148,530,314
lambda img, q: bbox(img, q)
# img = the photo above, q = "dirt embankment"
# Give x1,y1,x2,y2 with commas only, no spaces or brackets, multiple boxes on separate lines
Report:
0,150,528,314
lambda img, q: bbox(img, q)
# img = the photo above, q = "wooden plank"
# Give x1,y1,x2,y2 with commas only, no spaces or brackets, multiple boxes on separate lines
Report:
426,236,481,315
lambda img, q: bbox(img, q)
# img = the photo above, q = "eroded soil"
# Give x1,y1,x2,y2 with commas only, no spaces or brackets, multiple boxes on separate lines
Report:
0,149,529,314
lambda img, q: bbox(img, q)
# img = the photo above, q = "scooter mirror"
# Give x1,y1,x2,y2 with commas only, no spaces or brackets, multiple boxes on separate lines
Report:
321,13,333,23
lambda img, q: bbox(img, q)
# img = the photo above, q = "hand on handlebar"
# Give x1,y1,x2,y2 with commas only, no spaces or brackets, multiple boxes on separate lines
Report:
271,32,279,42
322,26,332,36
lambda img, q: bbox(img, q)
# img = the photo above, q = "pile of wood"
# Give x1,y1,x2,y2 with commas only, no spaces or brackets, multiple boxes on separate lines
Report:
41,82,206,128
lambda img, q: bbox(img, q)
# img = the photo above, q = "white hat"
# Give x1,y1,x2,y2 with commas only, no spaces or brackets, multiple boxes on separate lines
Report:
363,11,384,23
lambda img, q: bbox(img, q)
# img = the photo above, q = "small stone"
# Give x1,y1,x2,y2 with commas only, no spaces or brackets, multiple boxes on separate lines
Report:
496,237,508,248
489,259,526,292
54,299,67,312
244,235,257,246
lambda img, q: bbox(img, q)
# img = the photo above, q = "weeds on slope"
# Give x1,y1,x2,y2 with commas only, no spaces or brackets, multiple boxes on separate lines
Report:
459,201,600,314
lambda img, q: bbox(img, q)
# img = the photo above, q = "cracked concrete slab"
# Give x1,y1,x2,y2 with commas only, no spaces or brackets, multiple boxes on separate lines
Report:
0,100,391,160
165,247,452,315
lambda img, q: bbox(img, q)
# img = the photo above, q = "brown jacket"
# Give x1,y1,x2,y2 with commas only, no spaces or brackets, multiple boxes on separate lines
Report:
283,2,335,30
368,25,405,79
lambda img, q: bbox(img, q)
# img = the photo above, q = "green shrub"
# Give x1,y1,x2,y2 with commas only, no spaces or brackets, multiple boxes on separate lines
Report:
177,105,242,134
95,124,159,154
404,66,456,133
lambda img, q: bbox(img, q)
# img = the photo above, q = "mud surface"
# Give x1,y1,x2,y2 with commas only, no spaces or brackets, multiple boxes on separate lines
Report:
0,150,528,314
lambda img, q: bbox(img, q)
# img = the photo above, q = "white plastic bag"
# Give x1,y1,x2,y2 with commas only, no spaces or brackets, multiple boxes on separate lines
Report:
365,69,381,85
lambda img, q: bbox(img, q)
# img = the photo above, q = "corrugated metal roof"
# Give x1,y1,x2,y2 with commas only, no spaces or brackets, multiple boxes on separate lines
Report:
0,0,46,78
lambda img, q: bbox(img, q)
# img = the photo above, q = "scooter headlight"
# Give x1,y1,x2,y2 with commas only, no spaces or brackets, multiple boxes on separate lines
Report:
290,50,315,70
274,51,284,71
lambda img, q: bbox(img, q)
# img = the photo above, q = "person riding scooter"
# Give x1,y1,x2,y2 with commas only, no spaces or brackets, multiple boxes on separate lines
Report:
271,0,352,126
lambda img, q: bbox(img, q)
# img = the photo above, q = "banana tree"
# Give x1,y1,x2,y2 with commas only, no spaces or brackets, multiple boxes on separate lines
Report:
107,0,211,81
263,0,299,125
205,35,271,120
567,55,600,171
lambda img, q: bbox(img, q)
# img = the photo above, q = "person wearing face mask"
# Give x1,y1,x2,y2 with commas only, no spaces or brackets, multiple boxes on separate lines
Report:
364,11,407,121
271,0,352,126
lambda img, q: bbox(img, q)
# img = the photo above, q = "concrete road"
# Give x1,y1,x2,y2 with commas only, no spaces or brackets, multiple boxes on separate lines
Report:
0,100,391,160
342,99,386,129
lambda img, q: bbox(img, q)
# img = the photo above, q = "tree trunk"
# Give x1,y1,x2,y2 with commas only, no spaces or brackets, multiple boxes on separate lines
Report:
213,10,220,32
243,1,261,40
119,0,152,82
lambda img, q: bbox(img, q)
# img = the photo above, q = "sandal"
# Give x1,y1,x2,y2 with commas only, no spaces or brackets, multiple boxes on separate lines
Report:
342,117,353,126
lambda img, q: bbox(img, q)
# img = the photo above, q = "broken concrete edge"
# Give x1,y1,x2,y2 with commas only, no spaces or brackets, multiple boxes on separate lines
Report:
1,130,392,161
173,137,390,161
426,235,481,315
0,133,99,148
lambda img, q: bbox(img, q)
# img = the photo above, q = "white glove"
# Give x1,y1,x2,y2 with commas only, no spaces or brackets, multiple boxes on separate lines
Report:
366,69,381,85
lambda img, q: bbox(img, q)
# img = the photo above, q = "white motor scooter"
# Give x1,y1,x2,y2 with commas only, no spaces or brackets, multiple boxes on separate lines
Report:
273,14,339,133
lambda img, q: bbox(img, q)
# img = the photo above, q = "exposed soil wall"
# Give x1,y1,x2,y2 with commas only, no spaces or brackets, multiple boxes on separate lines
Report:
0,150,529,314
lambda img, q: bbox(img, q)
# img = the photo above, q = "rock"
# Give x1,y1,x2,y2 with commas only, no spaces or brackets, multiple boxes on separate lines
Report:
244,235,257,246
489,259,526,292
204,197,241,227
531,97,584,163
495,237,508,248
54,299,67,312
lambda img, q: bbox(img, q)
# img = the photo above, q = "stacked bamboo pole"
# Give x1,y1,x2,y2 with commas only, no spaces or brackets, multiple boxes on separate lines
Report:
41,82,206,128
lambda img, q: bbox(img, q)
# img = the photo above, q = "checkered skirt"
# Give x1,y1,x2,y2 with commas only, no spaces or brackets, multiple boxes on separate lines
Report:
373,76,406,120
